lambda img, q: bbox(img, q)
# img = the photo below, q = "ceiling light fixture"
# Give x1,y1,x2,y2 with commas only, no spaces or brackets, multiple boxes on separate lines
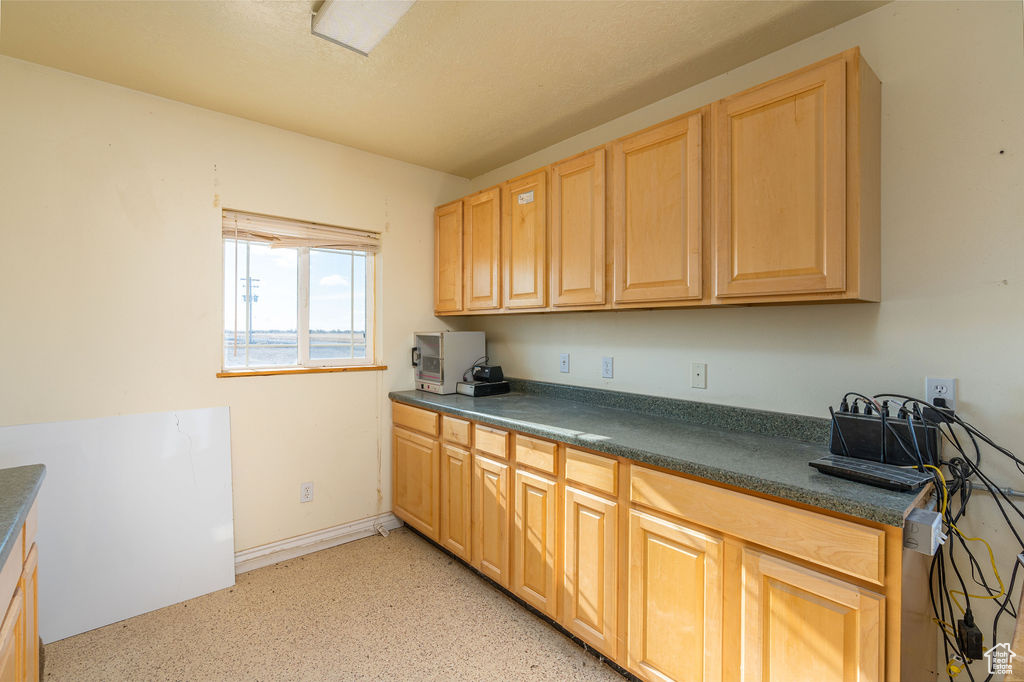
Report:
311,0,414,57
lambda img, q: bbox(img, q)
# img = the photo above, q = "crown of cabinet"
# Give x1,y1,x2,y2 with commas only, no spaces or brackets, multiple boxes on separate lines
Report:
433,47,879,316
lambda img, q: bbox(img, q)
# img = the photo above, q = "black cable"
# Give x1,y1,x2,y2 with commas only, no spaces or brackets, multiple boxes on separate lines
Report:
984,560,1022,682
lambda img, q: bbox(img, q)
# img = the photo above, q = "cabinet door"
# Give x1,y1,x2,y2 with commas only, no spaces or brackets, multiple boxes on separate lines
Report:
20,545,37,682
464,187,502,310
562,486,617,658
511,469,558,617
439,444,472,561
392,426,440,541
741,549,884,682
0,587,22,682
612,113,702,304
503,170,547,309
472,454,510,587
715,57,847,297
628,510,723,682
434,201,463,313
551,150,606,307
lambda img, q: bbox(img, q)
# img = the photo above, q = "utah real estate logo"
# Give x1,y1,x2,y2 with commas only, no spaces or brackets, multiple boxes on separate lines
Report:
985,643,1017,675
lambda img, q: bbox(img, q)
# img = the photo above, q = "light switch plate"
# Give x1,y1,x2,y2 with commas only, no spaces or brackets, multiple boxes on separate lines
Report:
559,353,570,373
691,362,707,389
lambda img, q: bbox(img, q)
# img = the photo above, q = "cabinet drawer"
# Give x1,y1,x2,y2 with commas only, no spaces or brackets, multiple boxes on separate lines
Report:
442,416,471,447
392,402,439,437
515,435,557,475
565,448,618,496
474,425,509,460
630,466,885,585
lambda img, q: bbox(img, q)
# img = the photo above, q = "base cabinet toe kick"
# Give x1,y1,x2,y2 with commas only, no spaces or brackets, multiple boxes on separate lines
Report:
390,400,934,681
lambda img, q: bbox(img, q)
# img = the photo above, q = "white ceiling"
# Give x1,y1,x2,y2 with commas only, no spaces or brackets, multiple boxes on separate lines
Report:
0,1,885,178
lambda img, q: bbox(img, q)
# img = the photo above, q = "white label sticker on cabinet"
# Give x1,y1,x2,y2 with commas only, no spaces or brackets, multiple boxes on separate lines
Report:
517,191,535,205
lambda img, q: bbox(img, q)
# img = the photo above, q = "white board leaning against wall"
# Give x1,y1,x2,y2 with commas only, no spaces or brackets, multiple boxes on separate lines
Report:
0,407,235,643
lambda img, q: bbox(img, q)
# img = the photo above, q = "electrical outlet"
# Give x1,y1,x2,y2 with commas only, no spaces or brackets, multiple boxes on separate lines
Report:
691,362,707,389
559,353,570,373
601,356,614,379
925,377,957,411
300,482,314,503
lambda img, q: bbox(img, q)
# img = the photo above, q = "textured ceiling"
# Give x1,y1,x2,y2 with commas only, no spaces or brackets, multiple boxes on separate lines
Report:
0,1,884,178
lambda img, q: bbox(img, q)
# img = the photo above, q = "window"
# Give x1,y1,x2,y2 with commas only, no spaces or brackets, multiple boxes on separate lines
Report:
221,210,378,372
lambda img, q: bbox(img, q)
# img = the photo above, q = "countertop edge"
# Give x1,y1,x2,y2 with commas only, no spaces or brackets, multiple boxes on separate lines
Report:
0,464,46,570
390,392,912,528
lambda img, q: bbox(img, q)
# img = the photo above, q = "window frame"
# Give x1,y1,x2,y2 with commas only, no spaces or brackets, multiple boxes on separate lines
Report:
221,238,377,373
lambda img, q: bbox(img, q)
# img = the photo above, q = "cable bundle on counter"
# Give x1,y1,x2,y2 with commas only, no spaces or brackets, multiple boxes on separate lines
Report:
843,392,1023,681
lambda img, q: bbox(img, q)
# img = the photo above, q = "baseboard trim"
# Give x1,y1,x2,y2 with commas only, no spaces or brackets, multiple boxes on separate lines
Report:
234,512,404,574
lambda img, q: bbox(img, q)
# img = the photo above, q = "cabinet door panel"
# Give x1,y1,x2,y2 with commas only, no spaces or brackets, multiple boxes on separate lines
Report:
741,549,884,682
551,150,606,306
434,201,463,313
440,445,472,561
628,510,723,682
512,469,557,617
392,426,440,541
716,58,846,297
22,545,37,682
613,114,702,303
503,171,547,309
472,455,510,586
563,487,617,657
0,586,22,682
464,187,502,310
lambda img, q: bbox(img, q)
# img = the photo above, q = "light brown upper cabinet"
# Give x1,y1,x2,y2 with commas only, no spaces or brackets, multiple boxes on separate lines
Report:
502,170,548,309
714,48,879,301
432,47,879,316
550,149,607,307
612,112,703,305
433,200,463,314
463,187,502,311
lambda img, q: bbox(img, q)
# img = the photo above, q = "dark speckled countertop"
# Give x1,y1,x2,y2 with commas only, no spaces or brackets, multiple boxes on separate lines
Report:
0,465,45,568
390,381,925,527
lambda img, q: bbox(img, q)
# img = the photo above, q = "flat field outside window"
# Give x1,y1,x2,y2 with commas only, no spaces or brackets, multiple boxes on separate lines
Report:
223,239,374,371
308,248,369,364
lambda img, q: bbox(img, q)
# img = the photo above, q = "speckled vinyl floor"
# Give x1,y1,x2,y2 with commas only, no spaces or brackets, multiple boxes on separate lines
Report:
43,527,622,681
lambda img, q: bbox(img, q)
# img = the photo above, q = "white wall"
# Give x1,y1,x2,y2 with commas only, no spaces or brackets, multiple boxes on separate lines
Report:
452,1,1024,669
0,56,468,552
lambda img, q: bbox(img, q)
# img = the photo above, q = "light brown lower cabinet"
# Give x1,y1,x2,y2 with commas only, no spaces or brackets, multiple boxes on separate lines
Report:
439,444,472,561
628,509,723,682
741,549,884,682
0,499,40,682
390,402,930,681
511,469,558,617
561,486,618,657
19,547,37,682
472,454,510,587
392,426,440,541
0,587,22,682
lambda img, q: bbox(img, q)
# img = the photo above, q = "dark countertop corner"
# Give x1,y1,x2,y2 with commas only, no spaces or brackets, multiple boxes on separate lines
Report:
0,464,46,569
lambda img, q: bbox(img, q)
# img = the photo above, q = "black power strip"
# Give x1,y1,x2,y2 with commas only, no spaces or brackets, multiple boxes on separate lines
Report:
829,411,940,467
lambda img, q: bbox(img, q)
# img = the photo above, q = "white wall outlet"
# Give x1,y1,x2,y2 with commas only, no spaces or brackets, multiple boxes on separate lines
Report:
300,482,314,503
601,356,614,379
559,353,570,373
925,377,957,411
691,362,707,389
